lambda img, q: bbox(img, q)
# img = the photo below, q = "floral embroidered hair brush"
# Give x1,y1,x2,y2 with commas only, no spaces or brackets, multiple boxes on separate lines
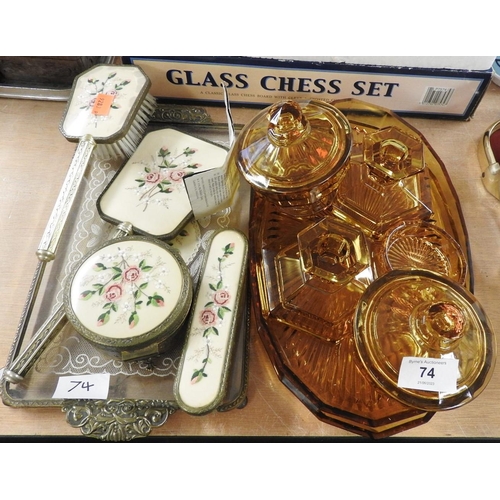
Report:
37,63,156,263
3,64,156,383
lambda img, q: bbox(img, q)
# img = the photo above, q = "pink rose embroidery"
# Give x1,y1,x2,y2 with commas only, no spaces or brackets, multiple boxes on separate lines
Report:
214,290,230,306
190,241,236,385
105,284,123,302
145,172,161,184
169,170,185,182
200,309,217,326
123,266,141,283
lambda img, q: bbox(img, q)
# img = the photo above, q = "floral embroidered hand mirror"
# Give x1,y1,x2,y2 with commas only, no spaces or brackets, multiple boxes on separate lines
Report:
97,127,229,240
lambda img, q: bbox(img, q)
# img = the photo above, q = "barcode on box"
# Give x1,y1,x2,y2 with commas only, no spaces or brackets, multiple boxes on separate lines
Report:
421,87,455,106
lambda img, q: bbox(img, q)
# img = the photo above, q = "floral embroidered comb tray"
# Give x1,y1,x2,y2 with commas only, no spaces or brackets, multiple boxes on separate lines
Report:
97,127,229,240
174,229,248,415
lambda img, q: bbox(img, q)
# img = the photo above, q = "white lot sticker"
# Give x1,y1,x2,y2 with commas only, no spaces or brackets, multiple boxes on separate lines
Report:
398,357,459,393
52,373,110,400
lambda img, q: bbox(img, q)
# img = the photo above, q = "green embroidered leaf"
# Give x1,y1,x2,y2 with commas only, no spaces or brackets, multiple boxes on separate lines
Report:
203,326,218,337
97,311,110,326
129,311,139,328
80,290,94,300
150,294,164,307
93,263,107,272
204,301,214,307
209,283,217,291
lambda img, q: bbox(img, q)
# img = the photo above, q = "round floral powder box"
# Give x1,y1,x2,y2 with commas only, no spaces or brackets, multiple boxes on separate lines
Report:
64,235,193,361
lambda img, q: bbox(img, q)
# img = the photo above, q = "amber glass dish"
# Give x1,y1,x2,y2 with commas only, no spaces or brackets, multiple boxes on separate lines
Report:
377,221,468,286
248,99,473,439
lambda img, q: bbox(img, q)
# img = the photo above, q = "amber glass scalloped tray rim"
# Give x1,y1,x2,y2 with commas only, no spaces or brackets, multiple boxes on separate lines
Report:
248,98,474,438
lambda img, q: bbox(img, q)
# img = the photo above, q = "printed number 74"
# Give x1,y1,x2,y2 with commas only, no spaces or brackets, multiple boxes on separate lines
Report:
419,367,435,378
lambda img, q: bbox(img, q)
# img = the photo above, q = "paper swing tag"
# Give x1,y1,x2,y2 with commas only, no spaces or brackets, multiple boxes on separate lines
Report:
183,82,240,220
183,157,240,220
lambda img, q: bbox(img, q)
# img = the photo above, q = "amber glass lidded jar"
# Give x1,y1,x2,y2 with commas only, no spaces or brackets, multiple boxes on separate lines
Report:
230,99,352,218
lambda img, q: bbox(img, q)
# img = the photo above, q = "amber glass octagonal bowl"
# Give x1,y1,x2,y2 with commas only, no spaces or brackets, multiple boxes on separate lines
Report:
248,98,475,439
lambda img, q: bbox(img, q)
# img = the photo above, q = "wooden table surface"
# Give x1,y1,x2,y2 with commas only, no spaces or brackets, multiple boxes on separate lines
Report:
2,83,500,442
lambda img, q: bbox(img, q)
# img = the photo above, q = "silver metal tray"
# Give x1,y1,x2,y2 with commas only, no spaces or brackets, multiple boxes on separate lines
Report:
0,113,251,441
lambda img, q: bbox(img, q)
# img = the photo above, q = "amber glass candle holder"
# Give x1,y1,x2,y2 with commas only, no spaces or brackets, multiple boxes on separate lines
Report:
332,126,432,239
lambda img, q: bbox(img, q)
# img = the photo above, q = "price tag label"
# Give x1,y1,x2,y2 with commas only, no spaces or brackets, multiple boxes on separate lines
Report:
184,160,240,220
398,357,459,393
92,93,114,116
52,374,110,400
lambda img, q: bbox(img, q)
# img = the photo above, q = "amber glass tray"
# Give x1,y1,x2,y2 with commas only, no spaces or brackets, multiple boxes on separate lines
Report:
248,99,472,439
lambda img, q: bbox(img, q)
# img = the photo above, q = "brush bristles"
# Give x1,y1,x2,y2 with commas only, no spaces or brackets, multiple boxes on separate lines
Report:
94,93,157,161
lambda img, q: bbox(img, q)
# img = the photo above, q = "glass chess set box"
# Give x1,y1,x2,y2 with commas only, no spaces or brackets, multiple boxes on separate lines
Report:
122,56,495,120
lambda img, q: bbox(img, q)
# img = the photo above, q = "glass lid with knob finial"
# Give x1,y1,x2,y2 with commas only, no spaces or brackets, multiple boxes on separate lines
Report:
354,269,496,411
230,99,352,217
